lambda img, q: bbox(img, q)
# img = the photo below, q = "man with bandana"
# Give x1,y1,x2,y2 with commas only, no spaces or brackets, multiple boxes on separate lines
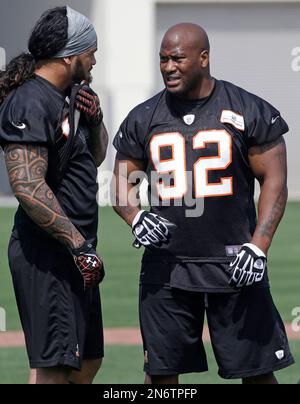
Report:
0,7,108,384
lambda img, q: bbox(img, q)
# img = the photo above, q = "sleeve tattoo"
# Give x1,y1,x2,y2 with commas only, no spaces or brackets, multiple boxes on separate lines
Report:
258,141,288,240
252,137,288,245
4,143,85,249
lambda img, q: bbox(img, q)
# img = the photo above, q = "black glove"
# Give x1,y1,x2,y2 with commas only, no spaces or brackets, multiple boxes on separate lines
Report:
131,210,177,248
227,243,267,288
75,84,103,127
71,241,105,289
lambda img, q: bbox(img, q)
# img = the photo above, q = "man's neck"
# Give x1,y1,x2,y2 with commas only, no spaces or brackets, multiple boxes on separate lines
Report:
187,76,215,100
35,62,70,91
198,76,215,98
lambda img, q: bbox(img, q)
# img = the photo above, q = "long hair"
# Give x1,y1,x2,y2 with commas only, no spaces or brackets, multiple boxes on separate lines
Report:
0,7,68,105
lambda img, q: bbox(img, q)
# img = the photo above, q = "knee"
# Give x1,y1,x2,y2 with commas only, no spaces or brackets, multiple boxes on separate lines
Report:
69,358,102,384
243,373,277,385
36,366,72,384
148,374,179,384
87,358,102,379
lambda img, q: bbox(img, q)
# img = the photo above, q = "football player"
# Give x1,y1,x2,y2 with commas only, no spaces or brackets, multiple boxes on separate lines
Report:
0,7,108,384
113,23,294,384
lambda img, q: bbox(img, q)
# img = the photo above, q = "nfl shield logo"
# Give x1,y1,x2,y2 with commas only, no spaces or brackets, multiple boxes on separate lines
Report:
183,114,195,125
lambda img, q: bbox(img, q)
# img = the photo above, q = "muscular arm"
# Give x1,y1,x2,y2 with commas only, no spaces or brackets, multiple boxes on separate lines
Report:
88,122,108,167
112,158,145,226
248,136,288,254
4,143,85,249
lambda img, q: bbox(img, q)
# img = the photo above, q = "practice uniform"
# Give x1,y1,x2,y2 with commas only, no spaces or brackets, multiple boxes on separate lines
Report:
0,75,103,370
114,79,294,378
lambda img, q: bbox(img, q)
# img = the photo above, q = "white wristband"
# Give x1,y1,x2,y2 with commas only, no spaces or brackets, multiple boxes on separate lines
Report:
131,210,146,229
243,243,266,258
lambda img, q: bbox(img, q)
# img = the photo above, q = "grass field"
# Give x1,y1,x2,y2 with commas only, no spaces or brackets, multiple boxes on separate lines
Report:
0,342,299,384
0,203,299,383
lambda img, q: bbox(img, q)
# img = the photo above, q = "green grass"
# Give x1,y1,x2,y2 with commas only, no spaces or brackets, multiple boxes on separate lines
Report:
266,202,300,323
0,341,299,384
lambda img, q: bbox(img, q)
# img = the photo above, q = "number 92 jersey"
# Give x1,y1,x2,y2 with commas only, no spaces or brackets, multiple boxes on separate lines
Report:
113,79,288,263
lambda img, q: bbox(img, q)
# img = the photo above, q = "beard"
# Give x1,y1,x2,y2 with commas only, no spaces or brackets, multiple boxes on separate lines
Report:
72,59,92,84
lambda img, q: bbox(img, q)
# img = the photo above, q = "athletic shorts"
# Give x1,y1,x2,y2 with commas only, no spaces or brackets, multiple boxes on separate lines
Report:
139,284,294,379
8,230,104,370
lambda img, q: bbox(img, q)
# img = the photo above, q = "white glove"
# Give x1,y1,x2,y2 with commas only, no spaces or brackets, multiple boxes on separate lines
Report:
227,243,267,288
132,210,176,248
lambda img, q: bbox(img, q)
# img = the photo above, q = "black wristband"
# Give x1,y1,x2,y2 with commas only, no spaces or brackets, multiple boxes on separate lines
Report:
71,241,94,256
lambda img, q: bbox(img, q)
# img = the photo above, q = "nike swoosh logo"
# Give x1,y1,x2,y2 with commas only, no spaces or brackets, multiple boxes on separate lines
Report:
11,121,26,130
271,116,280,124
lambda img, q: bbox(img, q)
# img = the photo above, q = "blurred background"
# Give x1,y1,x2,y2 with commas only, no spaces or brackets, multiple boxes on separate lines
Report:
0,0,299,384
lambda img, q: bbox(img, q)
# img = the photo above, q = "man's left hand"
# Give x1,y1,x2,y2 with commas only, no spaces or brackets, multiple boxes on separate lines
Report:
227,243,267,288
75,85,103,127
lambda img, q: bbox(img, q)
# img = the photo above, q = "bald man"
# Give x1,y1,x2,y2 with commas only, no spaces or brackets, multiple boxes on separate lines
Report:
113,23,294,384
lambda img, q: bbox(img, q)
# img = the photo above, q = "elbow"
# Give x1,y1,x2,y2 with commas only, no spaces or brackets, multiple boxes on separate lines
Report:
283,184,288,203
112,204,119,214
111,193,120,213
11,186,30,208
95,145,108,167
95,158,102,168
95,153,105,167
111,189,122,215
10,179,44,205
9,179,25,202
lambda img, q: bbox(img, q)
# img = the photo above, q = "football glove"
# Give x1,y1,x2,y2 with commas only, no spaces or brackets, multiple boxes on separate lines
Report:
71,241,105,289
227,243,267,288
131,210,177,248
75,84,103,127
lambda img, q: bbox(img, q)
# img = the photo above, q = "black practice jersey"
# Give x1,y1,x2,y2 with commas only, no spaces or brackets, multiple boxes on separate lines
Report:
114,79,288,265
0,75,99,244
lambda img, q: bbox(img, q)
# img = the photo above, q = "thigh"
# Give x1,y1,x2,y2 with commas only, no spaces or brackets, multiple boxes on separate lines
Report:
139,284,208,376
206,287,294,379
8,233,86,370
82,287,104,361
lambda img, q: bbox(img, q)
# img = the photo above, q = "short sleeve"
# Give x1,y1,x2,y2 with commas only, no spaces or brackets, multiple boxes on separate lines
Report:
113,113,145,161
244,96,289,147
0,89,54,148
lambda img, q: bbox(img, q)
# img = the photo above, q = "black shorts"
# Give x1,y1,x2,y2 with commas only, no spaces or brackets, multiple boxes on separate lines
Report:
8,231,104,370
139,284,294,379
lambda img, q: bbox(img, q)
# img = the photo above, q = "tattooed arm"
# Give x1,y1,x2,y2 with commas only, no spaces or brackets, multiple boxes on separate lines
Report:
248,136,288,254
4,143,85,249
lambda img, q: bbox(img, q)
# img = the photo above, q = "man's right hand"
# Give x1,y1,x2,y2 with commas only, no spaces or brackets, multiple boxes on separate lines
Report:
131,210,177,248
71,241,105,289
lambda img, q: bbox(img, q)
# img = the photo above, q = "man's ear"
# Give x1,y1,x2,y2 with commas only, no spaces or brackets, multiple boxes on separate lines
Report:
63,56,73,66
200,50,209,68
